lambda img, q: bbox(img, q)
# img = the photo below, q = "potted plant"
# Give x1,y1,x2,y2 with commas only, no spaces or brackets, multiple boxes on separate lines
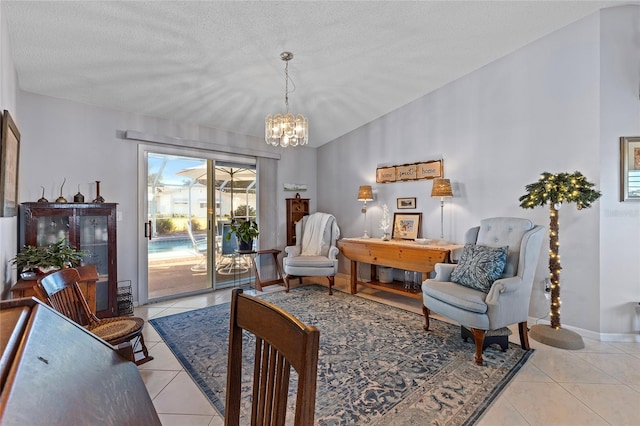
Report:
226,219,259,252
12,238,85,277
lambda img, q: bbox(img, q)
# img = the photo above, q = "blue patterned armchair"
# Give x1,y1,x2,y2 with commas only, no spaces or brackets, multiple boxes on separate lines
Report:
422,217,544,365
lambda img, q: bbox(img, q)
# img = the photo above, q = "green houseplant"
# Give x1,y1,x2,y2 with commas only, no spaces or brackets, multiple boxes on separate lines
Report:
12,238,85,274
226,219,259,251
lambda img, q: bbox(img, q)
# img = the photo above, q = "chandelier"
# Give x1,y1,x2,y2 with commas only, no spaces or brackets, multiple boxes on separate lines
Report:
265,52,308,147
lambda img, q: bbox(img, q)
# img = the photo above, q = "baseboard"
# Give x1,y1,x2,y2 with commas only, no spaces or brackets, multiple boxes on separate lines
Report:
527,317,640,343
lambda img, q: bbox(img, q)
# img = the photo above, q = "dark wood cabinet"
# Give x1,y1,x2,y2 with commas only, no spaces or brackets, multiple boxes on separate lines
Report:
286,196,309,246
20,202,118,317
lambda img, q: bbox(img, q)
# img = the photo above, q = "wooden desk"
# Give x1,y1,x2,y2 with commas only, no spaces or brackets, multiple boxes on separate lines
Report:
0,298,160,424
337,238,461,300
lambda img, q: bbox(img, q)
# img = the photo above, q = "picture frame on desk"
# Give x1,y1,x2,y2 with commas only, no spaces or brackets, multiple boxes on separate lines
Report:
392,212,422,240
620,136,640,201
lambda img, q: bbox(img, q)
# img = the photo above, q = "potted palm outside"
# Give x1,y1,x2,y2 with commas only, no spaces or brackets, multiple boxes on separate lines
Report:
226,219,259,252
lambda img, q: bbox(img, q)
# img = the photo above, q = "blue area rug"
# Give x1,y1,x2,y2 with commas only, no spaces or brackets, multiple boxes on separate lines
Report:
150,285,532,425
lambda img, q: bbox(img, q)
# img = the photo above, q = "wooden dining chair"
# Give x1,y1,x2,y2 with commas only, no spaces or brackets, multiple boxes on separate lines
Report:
36,267,153,365
225,289,320,426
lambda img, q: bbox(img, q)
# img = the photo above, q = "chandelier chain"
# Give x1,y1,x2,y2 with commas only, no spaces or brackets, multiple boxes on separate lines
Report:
284,60,289,113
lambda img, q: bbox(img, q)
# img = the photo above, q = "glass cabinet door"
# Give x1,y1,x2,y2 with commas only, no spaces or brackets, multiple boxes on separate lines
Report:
79,215,110,313
35,215,70,246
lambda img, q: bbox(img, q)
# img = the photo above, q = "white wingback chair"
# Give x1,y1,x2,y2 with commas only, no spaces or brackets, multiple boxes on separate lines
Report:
283,213,340,295
422,217,544,365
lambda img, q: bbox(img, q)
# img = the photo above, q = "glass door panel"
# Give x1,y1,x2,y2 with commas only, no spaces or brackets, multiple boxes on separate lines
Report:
79,215,110,312
214,162,257,288
35,215,70,246
147,153,212,300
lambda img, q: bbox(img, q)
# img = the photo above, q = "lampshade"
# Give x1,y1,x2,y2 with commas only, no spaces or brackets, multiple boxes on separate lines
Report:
431,178,453,198
357,185,374,201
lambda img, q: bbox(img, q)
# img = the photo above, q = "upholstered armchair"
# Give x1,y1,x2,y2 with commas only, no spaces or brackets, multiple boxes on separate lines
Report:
422,217,544,365
283,213,340,295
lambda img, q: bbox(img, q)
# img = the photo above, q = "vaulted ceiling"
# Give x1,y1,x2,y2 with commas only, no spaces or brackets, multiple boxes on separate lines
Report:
2,1,627,147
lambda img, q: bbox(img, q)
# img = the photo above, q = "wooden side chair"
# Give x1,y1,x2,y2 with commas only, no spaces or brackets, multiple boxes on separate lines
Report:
225,289,320,426
36,267,153,365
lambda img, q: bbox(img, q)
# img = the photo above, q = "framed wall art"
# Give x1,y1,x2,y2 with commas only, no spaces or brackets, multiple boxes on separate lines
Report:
620,136,640,201
397,197,416,209
376,159,443,184
392,212,422,240
0,110,20,217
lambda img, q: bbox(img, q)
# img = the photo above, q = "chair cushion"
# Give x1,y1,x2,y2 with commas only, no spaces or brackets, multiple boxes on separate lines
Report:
284,255,335,268
423,280,488,314
450,244,508,292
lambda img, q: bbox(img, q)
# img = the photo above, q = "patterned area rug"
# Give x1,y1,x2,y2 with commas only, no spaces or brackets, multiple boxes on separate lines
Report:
150,285,532,425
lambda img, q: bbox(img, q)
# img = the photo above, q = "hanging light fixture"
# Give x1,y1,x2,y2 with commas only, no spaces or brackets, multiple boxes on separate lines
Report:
265,52,309,148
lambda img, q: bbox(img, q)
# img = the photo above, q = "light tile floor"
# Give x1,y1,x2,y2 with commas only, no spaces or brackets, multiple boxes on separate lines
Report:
135,277,640,426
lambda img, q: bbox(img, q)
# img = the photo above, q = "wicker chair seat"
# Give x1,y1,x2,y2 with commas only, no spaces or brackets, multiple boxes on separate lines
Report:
88,317,144,343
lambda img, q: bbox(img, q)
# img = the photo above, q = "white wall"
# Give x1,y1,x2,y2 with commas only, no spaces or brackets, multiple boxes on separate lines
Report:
598,6,640,335
14,92,314,302
0,5,18,299
319,6,640,337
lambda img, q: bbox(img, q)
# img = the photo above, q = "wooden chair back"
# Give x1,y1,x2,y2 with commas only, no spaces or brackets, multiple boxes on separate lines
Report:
37,268,96,327
225,289,320,426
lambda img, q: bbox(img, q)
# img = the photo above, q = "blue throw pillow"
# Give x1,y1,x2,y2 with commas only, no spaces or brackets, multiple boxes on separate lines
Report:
450,244,508,292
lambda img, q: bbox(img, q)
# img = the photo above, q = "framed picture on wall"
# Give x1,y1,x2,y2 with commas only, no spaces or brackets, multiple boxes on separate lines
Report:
620,136,640,201
392,212,422,240
0,110,20,217
396,197,416,209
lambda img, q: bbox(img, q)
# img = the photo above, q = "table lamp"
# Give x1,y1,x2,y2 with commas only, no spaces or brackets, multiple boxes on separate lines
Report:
357,185,374,238
431,178,453,244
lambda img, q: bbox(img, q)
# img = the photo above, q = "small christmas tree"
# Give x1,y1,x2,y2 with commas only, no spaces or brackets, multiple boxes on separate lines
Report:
519,171,601,349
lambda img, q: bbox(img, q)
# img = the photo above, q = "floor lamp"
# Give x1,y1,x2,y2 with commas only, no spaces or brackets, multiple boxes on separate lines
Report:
431,178,453,244
357,185,374,238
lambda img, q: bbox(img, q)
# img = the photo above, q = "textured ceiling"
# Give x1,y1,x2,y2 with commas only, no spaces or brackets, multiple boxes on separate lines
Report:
1,1,628,147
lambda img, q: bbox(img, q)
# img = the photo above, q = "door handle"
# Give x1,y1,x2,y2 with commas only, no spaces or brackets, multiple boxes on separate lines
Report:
144,220,152,240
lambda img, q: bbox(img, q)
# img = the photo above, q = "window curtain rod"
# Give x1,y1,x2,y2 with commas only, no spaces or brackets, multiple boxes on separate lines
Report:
123,130,281,160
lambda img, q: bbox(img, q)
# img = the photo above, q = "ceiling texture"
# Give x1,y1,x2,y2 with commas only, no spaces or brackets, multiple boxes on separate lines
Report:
1,1,630,147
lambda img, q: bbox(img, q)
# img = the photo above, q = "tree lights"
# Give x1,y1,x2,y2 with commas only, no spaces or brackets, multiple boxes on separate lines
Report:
519,171,601,349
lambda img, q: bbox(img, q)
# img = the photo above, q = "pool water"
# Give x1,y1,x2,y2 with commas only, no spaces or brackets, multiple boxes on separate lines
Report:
148,237,196,254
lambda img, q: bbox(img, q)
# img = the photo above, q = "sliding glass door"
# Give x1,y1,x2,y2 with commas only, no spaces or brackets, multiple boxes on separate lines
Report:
139,146,257,303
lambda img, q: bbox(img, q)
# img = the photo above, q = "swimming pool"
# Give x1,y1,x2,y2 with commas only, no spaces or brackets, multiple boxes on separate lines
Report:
148,237,197,254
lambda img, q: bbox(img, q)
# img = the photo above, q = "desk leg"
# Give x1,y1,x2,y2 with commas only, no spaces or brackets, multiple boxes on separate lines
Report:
350,260,358,294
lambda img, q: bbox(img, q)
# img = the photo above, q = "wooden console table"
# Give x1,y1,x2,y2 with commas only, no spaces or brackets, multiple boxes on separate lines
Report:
337,238,461,300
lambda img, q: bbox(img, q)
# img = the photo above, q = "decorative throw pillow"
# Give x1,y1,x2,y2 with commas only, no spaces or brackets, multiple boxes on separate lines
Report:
450,244,508,293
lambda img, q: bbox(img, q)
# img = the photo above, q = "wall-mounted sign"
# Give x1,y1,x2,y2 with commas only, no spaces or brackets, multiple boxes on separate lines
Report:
376,167,396,183
396,164,417,181
376,159,442,184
